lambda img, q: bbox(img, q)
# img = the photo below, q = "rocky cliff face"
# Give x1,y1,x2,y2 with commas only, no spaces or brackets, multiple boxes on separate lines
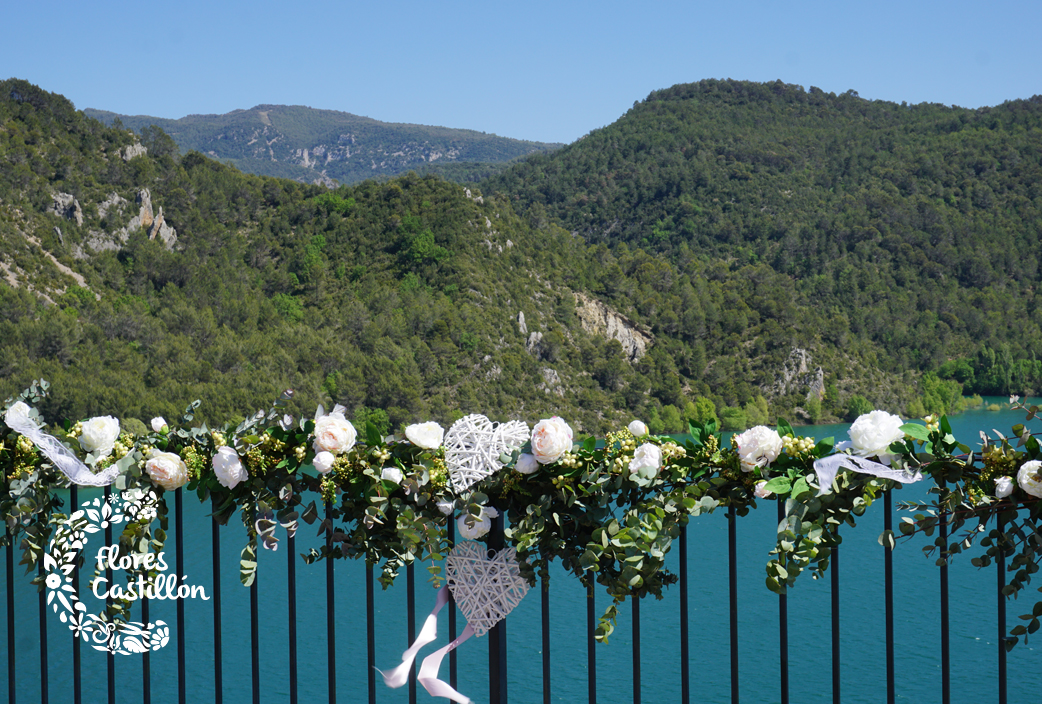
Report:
573,293,653,362
773,347,826,401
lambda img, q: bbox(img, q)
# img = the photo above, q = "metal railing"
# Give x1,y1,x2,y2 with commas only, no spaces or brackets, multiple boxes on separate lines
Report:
2,488,1016,704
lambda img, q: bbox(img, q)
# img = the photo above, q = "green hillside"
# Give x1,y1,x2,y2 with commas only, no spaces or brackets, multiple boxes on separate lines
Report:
485,79,1042,399
85,104,561,186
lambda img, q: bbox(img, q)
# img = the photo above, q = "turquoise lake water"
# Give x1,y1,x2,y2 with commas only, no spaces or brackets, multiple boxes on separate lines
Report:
3,403,1042,703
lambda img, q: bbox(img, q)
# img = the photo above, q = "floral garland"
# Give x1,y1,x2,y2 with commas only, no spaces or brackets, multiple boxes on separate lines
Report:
2,380,1041,648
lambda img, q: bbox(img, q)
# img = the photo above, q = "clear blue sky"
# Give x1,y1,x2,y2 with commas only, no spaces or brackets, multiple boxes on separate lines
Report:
4,0,1040,144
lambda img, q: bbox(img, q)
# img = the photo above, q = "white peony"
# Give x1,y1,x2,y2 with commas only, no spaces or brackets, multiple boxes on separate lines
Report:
530,417,573,465
79,416,121,458
212,446,247,489
1017,460,1042,498
405,421,444,449
457,506,499,540
628,420,649,437
629,443,662,477
994,475,1014,499
380,466,404,485
4,401,34,430
313,411,357,455
150,417,168,433
515,453,540,475
146,451,190,491
754,480,773,499
436,500,455,516
313,451,335,475
734,426,783,472
848,411,905,465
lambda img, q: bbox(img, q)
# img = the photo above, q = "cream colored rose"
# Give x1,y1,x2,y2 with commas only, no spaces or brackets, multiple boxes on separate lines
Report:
629,443,662,477
313,412,356,455
628,420,649,437
735,426,783,472
313,451,335,475
531,417,572,465
79,415,121,458
4,401,34,430
457,506,499,540
1017,460,1042,498
212,446,247,489
405,421,444,449
150,417,168,433
381,466,404,484
754,480,773,499
146,451,190,491
848,411,904,465
994,475,1014,499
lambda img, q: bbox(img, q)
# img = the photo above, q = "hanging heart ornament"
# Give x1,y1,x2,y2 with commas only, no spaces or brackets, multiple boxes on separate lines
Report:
445,540,529,637
443,414,528,493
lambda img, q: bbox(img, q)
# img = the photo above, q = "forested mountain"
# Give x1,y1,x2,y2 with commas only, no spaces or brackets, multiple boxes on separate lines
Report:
84,105,560,187
485,79,1042,400
4,77,1035,437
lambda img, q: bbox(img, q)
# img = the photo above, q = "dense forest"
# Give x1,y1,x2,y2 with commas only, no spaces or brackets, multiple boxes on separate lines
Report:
3,77,1040,436
85,105,560,186
486,79,1042,399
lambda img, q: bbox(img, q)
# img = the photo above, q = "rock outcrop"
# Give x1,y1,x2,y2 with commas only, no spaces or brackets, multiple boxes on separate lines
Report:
120,143,147,161
573,292,652,362
773,347,826,401
47,192,83,227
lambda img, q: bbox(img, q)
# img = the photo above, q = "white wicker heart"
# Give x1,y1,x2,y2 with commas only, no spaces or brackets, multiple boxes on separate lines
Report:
445,540,529,636
443,414,529,493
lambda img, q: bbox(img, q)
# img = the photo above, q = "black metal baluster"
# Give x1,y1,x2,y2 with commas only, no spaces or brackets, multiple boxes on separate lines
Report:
39,560,48,704
884,491,895,704
251,572,260,704
831,545,840,704
488,509,507,704
288,531,298,704
212,504,223,704
542,575,551,704
6,526,14,704
407,561,417,704
71,485,81,704
587,571,597,704
679,525,690,704
728,505,738,704
366,563,376,704
447,515,458,690
175,488,186,704
104,485,115,704
940,493,950,704
325,501,335,704
142,586,151,704
632,595,641,704
777,500,788,704
997,514,1007,704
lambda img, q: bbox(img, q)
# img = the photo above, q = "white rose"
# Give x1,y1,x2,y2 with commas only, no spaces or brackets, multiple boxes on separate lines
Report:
531,417,573,465
457,506,499,540
734,426,783,472
79,416,121,458
313,451,335,475
994,475,1014,499
848,411,905,465
628,420,649,437
436,500,455,516
754,480,773,499
405,421,444,449
515,453,540,475
146,451,190,491
4,401,34,430
150,417,168,433
313,411,357,455
1017,460,1042,499
381,466,404,485
212,446,247,489
629,443,662,477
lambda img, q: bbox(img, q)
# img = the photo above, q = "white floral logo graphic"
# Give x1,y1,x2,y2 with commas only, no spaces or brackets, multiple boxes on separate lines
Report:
44,490,171,654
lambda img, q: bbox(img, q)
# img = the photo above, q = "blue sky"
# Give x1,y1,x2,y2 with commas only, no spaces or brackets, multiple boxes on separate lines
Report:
4,0,1040,144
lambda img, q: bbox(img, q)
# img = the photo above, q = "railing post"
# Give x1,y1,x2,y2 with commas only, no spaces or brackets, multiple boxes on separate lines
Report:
542,574,551,704
631,595,641,704
587,570,597,704
777,500,788,704
487,508,508,704
728,505,738,704
212,501,223,704
325,501,335,704
71,485,81,704
939,486,950,704
288,531,298,704
997,513,1007,704
105,485,115,704
175,488,186,704
884,490,895,704
6,526,15,704
831,544,840,704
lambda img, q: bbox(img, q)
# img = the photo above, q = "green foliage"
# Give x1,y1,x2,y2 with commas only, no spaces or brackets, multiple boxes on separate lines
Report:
720,406,748,431
846,395,874,421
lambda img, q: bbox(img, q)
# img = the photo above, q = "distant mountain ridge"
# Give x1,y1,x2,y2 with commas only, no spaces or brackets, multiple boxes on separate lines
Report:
85,104,561,186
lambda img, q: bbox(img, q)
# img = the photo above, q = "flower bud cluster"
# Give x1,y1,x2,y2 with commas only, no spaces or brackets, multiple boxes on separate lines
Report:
429,458,448,488
660,442,686,462
557,452,581,469
371,448,392,463
782,435,815,456
67,422,83,439
211,431,227,448
259,433,286,453
294,445,306,462
923,415,940,433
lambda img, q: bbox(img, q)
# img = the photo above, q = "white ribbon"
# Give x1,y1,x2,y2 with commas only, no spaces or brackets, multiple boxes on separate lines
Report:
4,404,118,487
379,584,478,704
812,453,922,496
